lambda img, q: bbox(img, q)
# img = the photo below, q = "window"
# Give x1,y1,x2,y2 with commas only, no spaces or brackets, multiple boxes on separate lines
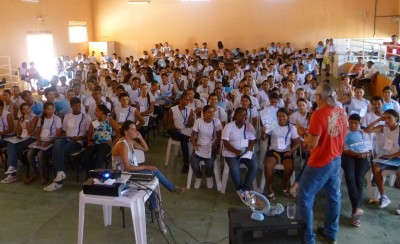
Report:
69,21,87,43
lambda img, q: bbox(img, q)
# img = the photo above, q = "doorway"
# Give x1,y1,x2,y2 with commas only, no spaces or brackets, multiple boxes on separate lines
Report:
26,32,55,80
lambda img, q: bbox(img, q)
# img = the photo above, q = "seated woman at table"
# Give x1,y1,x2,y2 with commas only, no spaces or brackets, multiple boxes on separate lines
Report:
364,109,400,209
262,107,300,200
112,120,184,197
1,103,38,184
26,101,62,185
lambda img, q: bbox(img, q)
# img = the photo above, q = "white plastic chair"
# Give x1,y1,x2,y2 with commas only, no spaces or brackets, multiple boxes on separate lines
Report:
373,169,398,199
164,138,193,167
164,138,181,166
186,155,222,191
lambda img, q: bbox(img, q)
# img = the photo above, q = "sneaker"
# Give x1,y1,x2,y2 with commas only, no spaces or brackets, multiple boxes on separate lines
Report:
53,171,66,182
5,166,17,175
316,227,337,244
379,195,391,209
395,205,400,215
206,177,213,189
194,178,202,189
43,182,63,192
1,175,17,184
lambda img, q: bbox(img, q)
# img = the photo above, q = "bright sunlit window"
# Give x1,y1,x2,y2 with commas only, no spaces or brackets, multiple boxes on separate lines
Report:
69,21,87,43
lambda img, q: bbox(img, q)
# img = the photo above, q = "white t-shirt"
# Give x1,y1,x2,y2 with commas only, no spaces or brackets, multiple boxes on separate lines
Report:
127,88,141,105
267,123,299,152
38,115,62,141
289,111,309,128
171,105,192,136
192,118,223,157
222,121,256,157
114,105,137,123
136,95,155,114
347,98,370,117
0,111,11,133
62,113,92,142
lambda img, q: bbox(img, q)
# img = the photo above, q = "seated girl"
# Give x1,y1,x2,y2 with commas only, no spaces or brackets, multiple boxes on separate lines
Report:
1,103,38,184
26,102,62,185
190,105,223,189
262,107,300,200
82,104,120,177
221,107,258,202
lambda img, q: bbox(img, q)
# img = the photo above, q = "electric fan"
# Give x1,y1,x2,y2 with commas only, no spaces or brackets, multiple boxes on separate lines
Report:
245,191,285,221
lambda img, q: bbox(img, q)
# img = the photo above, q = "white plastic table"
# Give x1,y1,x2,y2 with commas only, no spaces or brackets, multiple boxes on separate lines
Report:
77,177,165,244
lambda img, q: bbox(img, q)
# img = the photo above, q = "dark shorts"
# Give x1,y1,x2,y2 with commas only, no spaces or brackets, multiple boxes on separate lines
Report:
266,150,293,161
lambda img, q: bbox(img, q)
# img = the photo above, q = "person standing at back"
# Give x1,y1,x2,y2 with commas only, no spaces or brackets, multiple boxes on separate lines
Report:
296,82,347,244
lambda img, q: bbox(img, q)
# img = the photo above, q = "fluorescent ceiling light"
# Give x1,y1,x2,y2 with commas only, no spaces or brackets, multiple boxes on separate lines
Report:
181,0,210,2
21,0,40,3
128,0,150,4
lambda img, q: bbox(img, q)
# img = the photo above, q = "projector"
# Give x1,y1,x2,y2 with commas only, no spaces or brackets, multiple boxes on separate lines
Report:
89,169,121,181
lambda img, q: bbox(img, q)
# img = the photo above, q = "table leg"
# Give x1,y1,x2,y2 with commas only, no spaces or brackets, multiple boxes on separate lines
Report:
155,185,166,233
102,205,112,226
78,199,85,244
130,200,147,244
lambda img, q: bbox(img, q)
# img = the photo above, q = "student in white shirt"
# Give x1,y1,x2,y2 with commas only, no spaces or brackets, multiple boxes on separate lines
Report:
2,89,19,120
1,102,36,184
239,95,259,129
347,86,370,118
87,87,112,120
186,88,203,119
127,77,141,105
288,88,312,114
207,93,228,126
196,76,213,100
114,92,145,129
43,97,92,191
257,80,271,108
167,94,195,173
364,109,400,209
262,107,300,200
222,107,258,202
202,59,213,77
382,86,400,113
136,83,155,137
190,105,223,189
26,102,62,185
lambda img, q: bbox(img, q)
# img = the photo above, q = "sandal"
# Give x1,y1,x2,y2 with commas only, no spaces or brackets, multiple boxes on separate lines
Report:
351,219,361,227
24,175,37,185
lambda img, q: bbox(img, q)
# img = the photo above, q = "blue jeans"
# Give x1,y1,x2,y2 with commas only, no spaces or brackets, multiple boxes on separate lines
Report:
190,152,215,178
27,147,52,176
52,138,82,173
341,156,370,212
388,56,400,75
8,138,36,168
137,169,176,210
224,154,258,191
298,156,341,244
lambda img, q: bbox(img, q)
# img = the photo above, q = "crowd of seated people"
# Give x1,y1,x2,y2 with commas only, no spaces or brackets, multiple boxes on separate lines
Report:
2,39,398,221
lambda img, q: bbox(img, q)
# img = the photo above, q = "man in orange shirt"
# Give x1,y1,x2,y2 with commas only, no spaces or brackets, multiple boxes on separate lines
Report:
384,35,400,76
296,82,347,244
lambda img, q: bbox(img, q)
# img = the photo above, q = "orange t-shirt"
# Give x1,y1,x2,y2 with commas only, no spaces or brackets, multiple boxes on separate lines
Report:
307,106,347,168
